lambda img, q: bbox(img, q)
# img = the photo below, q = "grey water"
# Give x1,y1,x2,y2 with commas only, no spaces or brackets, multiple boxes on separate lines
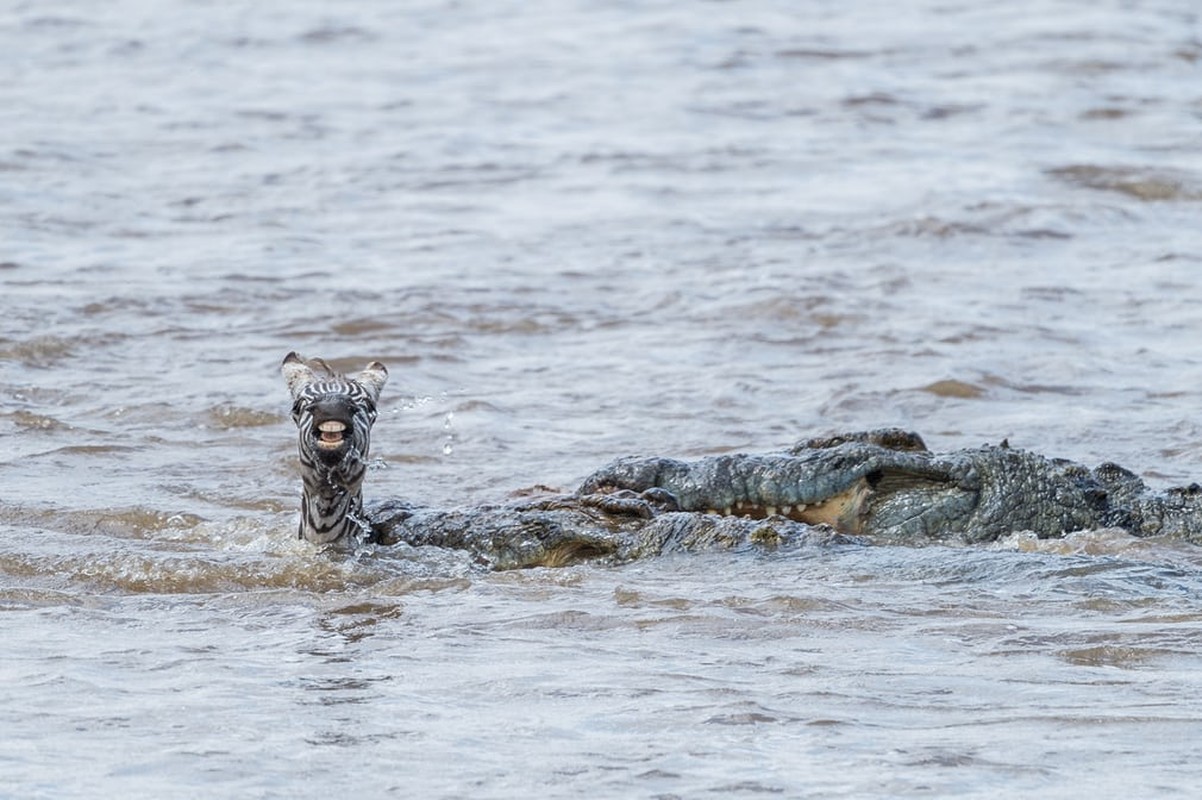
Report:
3,0,1202,796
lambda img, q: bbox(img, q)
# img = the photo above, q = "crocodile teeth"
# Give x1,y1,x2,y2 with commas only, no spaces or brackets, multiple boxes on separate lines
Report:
766,506,777,516
707,508,719,516
781,506,792,515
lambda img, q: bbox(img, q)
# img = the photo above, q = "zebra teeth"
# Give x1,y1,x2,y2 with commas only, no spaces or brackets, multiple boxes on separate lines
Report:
317,420,347,447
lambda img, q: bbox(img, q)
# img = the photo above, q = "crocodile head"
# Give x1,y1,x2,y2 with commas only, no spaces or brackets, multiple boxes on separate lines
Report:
578,430,1109,543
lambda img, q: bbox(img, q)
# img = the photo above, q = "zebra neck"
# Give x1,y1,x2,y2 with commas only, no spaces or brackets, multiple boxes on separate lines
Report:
299,486,369,544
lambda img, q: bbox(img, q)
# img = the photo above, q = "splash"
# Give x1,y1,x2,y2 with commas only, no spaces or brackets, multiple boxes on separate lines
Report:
442,410,455,456
992,528,1170,557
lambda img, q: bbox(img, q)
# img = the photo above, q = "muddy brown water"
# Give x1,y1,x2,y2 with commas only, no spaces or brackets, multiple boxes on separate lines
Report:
4,1,1202,797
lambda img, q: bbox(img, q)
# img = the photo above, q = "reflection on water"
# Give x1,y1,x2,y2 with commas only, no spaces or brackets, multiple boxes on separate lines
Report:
4,0,1202,796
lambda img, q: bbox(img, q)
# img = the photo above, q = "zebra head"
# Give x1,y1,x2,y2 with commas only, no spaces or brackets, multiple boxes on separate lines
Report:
281,352,389,544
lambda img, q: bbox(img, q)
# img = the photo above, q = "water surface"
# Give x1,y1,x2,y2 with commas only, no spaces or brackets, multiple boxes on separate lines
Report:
3,0,1202,796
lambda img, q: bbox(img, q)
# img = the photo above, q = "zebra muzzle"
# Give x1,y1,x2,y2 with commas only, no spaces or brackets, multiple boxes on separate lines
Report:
316,420,347,449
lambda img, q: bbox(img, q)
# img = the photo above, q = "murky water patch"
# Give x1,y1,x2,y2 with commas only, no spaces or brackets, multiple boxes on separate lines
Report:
1048,164,1202,202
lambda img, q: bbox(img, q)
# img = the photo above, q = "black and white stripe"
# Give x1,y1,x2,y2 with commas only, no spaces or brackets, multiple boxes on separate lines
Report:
281,352,389,545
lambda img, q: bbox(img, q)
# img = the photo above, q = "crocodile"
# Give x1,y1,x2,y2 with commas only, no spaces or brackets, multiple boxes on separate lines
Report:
581,430,1202,544
282,353,1202,568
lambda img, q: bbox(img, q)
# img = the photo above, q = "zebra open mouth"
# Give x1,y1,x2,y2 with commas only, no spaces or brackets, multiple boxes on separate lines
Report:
316,420,347,449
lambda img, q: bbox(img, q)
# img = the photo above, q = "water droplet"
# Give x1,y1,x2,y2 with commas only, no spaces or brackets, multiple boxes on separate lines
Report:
441,410,455,456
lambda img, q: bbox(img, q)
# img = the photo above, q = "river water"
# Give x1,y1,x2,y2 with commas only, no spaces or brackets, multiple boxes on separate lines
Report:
3,0,1202,796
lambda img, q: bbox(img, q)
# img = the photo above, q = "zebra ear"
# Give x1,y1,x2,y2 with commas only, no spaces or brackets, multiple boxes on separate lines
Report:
281,352,317,399
355,360,389,404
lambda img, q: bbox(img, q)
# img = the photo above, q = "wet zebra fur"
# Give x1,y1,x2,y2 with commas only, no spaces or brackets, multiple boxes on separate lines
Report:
281,352,389,544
